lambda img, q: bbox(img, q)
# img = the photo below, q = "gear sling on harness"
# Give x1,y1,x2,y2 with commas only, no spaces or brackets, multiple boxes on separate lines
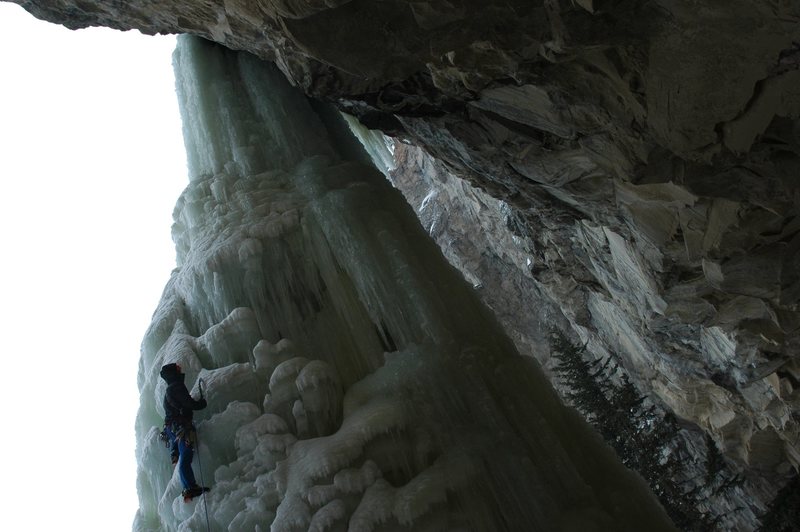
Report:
161,418,199,489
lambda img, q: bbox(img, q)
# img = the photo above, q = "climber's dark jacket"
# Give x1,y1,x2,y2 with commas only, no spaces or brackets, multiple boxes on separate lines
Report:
160,363,206,426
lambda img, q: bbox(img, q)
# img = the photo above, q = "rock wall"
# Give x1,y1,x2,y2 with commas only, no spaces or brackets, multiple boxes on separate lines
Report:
14,0,799,527
374,137,789,528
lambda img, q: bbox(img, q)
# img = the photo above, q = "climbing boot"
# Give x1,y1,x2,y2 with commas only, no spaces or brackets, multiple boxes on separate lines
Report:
182,486,210,502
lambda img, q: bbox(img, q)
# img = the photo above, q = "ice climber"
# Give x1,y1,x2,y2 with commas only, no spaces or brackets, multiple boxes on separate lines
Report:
159,362,209,501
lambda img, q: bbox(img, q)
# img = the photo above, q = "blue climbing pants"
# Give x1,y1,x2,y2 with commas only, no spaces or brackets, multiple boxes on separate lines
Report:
166,424,198,490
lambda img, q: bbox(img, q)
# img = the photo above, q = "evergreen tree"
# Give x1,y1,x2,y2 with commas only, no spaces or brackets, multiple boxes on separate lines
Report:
550,329,745,530
757,474,800,532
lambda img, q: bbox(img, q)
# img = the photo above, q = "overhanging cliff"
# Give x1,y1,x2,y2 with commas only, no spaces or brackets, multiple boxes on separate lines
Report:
11,1,799,529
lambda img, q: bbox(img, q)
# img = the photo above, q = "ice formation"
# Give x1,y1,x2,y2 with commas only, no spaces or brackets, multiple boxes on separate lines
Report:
134,36,675,531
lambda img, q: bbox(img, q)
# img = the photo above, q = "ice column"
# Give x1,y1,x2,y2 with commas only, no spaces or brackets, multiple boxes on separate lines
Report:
134,36,676,532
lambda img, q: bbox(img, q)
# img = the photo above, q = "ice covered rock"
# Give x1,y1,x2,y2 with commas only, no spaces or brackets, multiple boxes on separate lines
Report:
133,36,675,531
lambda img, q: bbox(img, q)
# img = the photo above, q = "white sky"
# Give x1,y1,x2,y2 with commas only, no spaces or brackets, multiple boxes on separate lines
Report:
0,3,186,529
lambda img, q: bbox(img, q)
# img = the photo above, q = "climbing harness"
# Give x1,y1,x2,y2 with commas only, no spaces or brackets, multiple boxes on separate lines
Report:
159,427,169,447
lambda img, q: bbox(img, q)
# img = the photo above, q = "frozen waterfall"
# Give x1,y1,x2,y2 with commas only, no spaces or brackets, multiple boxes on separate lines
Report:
134,36,676,532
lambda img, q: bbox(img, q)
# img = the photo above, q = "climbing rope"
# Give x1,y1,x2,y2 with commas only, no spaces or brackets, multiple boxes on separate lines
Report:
196,377,212,532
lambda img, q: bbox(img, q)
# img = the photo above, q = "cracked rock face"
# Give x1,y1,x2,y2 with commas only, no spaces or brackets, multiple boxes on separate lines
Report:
15,0,800,526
